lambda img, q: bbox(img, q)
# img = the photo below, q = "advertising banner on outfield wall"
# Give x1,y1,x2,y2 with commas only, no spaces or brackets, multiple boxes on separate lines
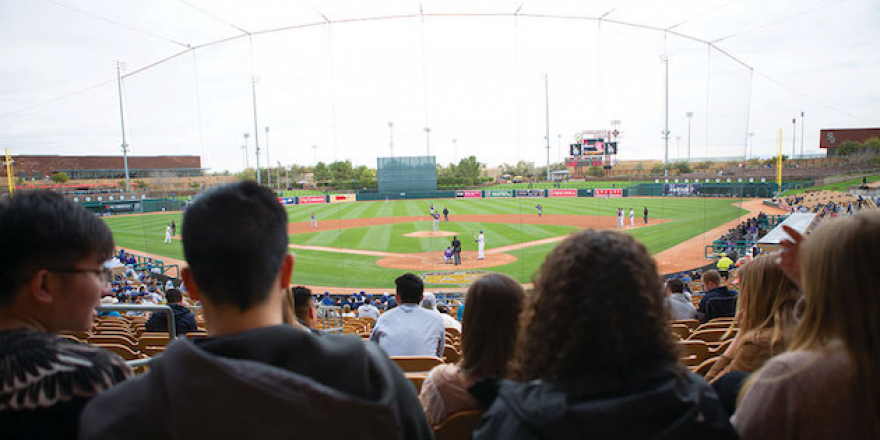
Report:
455,190,482,198
595,188,623,198
515,189,545,198
107,202,142,213
277,197,296,205
297,196,327,205
329,194,357,203
485,190,512,198
548,189,578,197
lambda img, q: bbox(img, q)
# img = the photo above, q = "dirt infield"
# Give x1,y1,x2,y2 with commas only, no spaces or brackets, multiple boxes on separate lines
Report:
376,250,518,271
404,231,457,238
288,214,669,235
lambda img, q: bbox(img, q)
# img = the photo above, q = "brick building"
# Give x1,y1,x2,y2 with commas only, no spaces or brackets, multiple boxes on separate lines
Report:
1,155,201,180
820,128,880,157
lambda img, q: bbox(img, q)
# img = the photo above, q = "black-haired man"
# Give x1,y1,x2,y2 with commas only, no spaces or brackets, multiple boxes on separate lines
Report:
80,181,431,440
370,273,445,357
292,285,322,336
0,191,132,439
145,288,197,336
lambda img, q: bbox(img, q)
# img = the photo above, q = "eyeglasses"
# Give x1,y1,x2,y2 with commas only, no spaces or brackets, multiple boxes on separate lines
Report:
47,267,113,284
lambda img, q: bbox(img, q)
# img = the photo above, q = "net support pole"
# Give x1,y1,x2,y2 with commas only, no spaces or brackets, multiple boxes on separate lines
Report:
777,129,783,192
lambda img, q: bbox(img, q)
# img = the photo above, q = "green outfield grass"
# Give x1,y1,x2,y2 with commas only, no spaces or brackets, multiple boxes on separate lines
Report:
104,197,749,289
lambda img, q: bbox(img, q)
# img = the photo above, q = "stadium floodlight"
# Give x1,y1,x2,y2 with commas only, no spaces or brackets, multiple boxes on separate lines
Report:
115,61,131,192
686,112,694,162
452,138,457,162
388,122,394,157
424,127,431,156
243,133,250,170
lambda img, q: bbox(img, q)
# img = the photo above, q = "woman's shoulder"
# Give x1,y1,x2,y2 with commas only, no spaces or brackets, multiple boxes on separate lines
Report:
426,363,462,384
756,347,849,381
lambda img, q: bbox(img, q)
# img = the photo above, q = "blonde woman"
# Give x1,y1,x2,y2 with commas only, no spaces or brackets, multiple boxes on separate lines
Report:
705,254,800,382
733,211,880,439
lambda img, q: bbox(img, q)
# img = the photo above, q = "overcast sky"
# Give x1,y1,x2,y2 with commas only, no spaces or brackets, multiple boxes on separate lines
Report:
1,0,878,172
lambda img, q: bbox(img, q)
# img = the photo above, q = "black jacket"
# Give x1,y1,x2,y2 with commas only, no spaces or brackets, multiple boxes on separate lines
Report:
451,238,461,253
473,365,737,440
145,303,198,336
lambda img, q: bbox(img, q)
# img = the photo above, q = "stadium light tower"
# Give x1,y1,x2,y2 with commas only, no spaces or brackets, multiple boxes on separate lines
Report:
800,111,805,157
544,73,551,181
115,61,131,192
792,118,797,159
424,127,431,156
452,138,457,163
243,133,250,170
388,122,394,157
686,112,694,162
748,132,755,159
241,145,246,170
661,55,670,164
265,127,271,188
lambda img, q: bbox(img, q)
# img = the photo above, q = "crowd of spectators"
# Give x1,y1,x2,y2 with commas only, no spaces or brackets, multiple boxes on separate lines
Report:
715,212,769,261
3,183,880,440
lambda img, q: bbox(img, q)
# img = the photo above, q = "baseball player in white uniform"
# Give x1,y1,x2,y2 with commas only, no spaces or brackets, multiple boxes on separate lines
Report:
476,230,485,260
164,224,172,244
629,208,635,227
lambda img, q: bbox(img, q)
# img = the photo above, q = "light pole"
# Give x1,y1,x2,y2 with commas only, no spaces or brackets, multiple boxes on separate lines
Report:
748,132,754,160
251,77,262,185
265,127,271,188
388,122,394,157
243,133,250,170
800,111,805,157
792,118,797,159
115,61,131,192
424,127,431,156
686,112,694,162
241,145,246,170
452,138,457,163
543,73,550,181
661,55,669,163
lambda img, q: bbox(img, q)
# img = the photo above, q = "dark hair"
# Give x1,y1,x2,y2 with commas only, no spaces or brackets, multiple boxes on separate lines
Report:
0,191,114,306
182,181,289,311
395,273,424,303
291,285,313,322
460,274,524,379
702,270,721,286
165,288,182,304
510,229,678,381
666,278,685,294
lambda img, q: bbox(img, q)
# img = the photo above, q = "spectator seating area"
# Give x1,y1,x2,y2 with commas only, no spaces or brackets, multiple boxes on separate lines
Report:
783,190,877,213
706,212,780,259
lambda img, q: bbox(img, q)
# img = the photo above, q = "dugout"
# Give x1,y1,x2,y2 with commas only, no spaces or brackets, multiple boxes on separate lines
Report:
377,156,437,193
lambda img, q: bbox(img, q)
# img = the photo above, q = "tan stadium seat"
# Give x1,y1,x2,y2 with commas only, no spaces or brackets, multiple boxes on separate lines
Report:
93,343,142,361
443,345,461,364
138,333,171,351
391,356,444,373
671,324,691,339
691,357,718,377
680,340,710,367
672,319,700,330
88,334,138,350
433,410,484,440
687,329,733,343
405,373,427,394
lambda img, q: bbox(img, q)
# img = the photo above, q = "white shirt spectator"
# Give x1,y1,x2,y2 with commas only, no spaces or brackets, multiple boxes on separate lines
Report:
666,293,698,321
370,303,445,357
164,280,174,291
358,303,381,319
421,293,462,332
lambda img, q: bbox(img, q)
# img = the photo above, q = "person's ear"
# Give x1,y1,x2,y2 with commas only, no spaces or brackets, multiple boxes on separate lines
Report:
28,270,58,305
280,253,295,289
182,266,201,301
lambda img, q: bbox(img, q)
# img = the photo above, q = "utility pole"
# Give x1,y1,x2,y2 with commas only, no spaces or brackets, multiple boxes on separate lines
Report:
544,73,550,181
115,61,131,192
265,127,271,188
243,133,250,170
686,112,694,162
388,122,394,157
241,145,246,170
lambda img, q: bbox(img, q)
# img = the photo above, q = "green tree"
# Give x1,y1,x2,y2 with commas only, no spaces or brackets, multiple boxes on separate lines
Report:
50,172,69,184
672,162,692,174
587,166,605,177
312,162,330,182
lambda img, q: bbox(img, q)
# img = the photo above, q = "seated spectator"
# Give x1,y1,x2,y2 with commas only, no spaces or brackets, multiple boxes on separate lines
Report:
357,298,381,319
341,304,356,318
320,292,335,306
665,278,697,321
285,286,322,336
706,253,800,383
698,270,738,322
79,181,431,439
421,292,462,332
145,288,197,336
419,274,524,426
733,212,880,439
0,191,132,439
370,273,445,357
474,230,737,439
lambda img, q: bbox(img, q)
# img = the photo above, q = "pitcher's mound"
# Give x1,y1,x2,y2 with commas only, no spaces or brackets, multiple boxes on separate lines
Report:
376,251,516,271
404,231,457,238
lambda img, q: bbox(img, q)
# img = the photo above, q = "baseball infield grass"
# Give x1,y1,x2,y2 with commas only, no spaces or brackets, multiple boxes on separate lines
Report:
104,197,747,289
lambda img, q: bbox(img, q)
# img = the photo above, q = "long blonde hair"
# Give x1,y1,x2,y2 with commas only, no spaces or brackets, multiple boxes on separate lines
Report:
734,253,800,355
791,211,880,436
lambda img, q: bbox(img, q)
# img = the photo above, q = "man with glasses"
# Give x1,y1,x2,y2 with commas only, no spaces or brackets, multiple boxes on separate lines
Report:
0,191,132,439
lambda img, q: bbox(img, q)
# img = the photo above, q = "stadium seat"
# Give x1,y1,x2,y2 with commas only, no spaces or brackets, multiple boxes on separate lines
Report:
687,329,733,343
671,324,691,339
391,356,444,373
679,340,710,367
691,357,718,376
405,372,427,394
443,345,461,364
93,343,142,361
433,410,484,440
672,319,700,330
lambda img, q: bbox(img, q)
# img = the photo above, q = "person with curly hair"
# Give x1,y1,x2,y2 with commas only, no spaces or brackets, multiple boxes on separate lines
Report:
473,229,737,440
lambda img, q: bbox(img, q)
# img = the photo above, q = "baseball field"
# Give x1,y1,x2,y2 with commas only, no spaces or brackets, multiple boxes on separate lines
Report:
103,196,762,290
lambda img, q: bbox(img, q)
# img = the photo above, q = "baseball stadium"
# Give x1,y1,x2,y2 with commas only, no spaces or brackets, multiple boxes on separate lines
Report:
2,1,880,439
